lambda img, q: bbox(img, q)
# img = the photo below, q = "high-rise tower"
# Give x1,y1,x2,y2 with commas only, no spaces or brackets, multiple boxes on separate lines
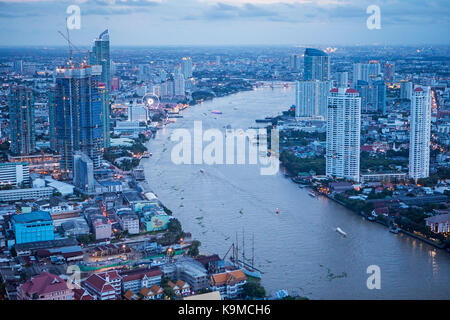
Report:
326,88,361,182
90,29,111,148
55,65,104,171
303,48,330,81
409,86,431,182
9,86,35,156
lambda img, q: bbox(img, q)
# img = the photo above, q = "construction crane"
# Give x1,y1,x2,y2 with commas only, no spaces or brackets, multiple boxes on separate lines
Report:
58,18,89,67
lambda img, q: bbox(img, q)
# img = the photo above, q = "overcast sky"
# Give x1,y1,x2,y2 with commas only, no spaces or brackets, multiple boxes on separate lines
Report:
0,0,449,46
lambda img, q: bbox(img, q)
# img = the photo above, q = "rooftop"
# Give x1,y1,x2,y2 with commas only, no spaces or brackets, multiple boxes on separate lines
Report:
12,211,52,224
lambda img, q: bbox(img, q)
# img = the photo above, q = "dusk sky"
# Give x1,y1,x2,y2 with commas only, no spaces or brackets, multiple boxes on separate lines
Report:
0,0,449,47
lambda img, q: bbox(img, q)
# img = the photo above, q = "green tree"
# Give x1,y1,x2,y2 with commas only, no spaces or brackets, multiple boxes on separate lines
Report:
242,281,266,299
188,240,201,257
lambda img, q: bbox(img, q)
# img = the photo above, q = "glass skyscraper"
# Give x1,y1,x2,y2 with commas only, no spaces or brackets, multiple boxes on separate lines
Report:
55,65,104,171
9,86,35,156
90,29,111,148
303,48,330,81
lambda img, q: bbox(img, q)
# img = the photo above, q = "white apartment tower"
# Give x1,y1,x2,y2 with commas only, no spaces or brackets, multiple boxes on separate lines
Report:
295,80,331,119
326,88,361,182
409,86,432,182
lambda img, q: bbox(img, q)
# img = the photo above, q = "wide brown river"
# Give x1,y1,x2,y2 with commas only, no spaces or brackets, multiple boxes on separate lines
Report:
142,86,450,299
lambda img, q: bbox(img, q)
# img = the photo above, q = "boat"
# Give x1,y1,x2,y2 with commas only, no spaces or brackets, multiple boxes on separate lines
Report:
276,208,279,215
367,216,376,222
389,225,400,234
336,227,347,237
199,169,205,174
211,110,222,114
225,232,262,279
308,192,316,198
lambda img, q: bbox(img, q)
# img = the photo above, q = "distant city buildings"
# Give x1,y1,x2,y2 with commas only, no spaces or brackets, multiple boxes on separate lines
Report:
9,86,35,155
326,88,361,182
355,80,386,114
303,48,330,81
409,86,432,181
289,54,301,72
174,72,186,97
384,62,395,82
400,81,413,100
181,57,193,79
337,72,348,88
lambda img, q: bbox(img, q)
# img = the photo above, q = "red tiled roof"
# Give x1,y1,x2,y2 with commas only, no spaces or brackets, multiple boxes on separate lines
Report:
414,87,423,92
73,288,94,300
20,272,69,297
84,274,107,292
346,88,358,94
330,88,339,93
120,268,162,283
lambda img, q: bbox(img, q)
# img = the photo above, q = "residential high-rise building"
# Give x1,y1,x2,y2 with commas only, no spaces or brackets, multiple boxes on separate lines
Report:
337,72,348,88
353,63,369,84
355,80,386,114
295,80,331,119
326,88,361,182
368,60,381,80
409,86,431,182
355,80,369,112
384,62,395,83
55,65,104,171
289,54,301,72
174,73,186,97
73,151,95,194
14,60,23,74
303,48,329,81
181,57,193,79
9,86,35,156
90,29,111,148
48,85,57,151
400,81,413,100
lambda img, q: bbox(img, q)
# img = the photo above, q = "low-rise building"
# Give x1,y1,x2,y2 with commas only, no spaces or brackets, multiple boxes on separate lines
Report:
139,284,164,300
209,270,247,299
168,280,191,297
425,214,450,234
120,267,162,294
18,272,73,300
83,270,121,300
0,187,53,202
12,211,54,244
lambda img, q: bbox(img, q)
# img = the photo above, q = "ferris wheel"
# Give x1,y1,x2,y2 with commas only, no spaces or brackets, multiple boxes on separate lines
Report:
142,93,161,111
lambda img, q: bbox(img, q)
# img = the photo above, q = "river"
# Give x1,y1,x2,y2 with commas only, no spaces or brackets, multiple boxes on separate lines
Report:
142,86,450,299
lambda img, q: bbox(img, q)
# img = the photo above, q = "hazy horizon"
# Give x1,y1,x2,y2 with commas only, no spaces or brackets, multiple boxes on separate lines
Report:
0,0,449,47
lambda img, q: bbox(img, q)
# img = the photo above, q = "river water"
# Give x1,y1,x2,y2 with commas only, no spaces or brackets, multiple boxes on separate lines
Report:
142,86,450,299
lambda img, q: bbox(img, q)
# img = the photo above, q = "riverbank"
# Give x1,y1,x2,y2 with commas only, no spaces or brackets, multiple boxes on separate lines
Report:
141,86,450,299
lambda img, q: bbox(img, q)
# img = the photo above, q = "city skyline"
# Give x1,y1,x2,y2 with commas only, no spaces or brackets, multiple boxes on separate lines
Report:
0,0,449,46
